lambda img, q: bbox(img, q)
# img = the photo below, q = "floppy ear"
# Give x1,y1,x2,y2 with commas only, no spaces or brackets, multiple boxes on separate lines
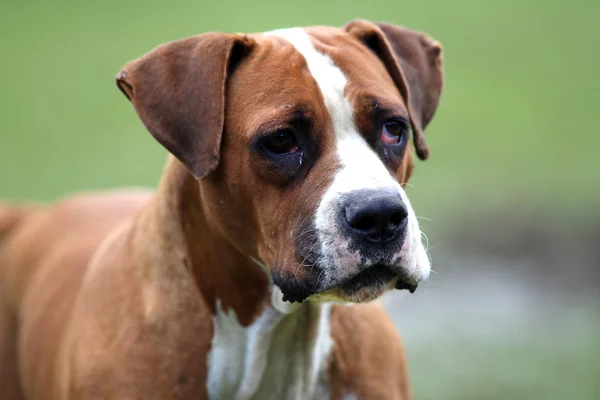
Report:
116,33,255,179
344,20,444,160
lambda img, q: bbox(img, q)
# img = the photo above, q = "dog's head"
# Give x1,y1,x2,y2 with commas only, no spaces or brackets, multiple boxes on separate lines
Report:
117,20,443,304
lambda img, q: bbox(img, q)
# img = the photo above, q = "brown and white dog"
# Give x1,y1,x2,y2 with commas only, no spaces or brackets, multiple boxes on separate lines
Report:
0,19,443,399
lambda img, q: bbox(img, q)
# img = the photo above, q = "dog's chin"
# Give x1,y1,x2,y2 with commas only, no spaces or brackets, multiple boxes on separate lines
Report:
312,281,394,303
282,264,409,304
316,264,398,303
339,264,396,300
275,248,426,304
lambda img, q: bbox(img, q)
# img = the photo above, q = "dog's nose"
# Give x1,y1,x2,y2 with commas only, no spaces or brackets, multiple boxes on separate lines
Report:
344,190,408,243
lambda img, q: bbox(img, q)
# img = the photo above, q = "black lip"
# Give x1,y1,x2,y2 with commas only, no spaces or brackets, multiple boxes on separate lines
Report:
278,264,396,303
395,278,418,293
341,263,396,294
277,264,416,303
281,290,311,304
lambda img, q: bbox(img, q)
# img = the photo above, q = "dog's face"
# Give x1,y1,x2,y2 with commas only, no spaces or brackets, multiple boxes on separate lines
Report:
117,20,443,304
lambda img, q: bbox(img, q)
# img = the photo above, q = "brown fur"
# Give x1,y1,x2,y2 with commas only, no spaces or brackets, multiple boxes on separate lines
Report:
328,304,412,400
0,20,443,399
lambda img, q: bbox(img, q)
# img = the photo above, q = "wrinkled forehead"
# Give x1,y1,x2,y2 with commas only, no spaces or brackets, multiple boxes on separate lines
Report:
264,27,405,108
225,32,325,136
226,27,406,136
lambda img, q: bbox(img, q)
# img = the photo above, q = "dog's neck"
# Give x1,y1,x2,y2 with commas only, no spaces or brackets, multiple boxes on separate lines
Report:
154,158,272,326
147,159,333,398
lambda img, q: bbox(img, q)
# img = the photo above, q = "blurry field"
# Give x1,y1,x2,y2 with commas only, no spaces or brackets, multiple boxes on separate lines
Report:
1,0,598,399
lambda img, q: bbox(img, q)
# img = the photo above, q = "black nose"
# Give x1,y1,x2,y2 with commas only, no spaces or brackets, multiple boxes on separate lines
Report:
344,190,408,243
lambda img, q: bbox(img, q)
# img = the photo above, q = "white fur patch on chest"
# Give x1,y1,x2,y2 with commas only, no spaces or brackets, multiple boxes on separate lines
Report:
206,297,332,400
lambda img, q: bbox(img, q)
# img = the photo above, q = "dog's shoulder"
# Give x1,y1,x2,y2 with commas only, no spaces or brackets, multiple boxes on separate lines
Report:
1,190,157,397
0,190,152,306
53,190,214,399
328,302,412,400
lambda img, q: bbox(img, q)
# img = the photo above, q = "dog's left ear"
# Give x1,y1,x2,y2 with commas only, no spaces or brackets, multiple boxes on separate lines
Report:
116,33,255,179
345,20,444,160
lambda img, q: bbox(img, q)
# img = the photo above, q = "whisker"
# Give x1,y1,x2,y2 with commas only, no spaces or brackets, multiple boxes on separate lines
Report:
314,266,325,290
292,211,316,240
420,230,430,250
295,240,321,279
296,227,317,241
426,241,441,251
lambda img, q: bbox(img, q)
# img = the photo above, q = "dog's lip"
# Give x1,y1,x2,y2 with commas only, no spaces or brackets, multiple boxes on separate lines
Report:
279,264,395,304
394,278,418,293
281,290,311,304
340,263,396,293
279,264,417,304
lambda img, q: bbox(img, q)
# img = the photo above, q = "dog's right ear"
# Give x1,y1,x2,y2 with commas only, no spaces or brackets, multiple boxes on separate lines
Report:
116,33,255,180
345,20,443,161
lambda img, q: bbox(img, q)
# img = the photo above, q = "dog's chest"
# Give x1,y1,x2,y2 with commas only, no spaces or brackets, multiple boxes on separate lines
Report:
206,302,333,400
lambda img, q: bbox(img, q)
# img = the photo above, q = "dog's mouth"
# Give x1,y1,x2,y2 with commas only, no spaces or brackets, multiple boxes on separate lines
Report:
340,263,396,293
340,263,417,302
280,263,417,304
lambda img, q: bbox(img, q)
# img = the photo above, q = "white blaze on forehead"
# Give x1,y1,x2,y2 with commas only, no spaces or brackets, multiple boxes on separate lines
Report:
266,28,354,136
266,28,392,188
266,28,430,284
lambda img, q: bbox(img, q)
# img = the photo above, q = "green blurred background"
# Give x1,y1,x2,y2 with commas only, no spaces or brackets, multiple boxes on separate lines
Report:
1,0,598,399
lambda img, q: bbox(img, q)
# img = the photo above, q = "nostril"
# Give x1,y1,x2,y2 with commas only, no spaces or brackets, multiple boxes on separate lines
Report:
350,214,376,232
389,211,403,228
388,205,408,226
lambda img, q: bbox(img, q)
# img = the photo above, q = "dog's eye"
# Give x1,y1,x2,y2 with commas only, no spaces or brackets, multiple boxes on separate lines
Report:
263,130,299,155
381,120,407,145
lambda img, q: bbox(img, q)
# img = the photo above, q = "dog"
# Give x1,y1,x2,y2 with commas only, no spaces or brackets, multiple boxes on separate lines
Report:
0,19,443,399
